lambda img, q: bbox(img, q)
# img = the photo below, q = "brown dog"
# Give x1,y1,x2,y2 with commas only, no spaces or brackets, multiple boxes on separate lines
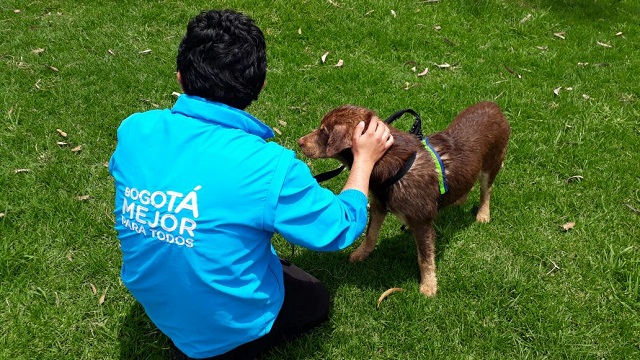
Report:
298,101,510,297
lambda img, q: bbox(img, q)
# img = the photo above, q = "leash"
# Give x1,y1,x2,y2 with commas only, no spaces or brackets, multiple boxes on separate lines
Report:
313,109,423,183
312,165,346,183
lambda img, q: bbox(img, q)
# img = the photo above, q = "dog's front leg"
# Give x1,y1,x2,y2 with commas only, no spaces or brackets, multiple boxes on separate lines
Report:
349,198,386,262
413,222,437,297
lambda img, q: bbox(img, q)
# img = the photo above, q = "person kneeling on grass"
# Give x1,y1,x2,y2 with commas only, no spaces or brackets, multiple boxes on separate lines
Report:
108,8,393,360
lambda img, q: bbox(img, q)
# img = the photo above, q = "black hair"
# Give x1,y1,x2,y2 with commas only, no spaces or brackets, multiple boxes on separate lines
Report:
176,9,266,110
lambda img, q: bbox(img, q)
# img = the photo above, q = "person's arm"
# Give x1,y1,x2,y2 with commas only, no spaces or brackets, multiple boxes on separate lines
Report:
271,121,393,251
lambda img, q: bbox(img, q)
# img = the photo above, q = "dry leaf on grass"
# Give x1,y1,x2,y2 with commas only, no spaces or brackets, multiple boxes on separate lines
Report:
46,65,59,72
553,32,566,40
278,120,287,126
139,49,152,55
417,67,429,76
56,129,67,138
597,41,612,48
141,99,159,108
582,94,591,100
14,9,21,13
32,48,45,55
433,25,442,31
272,127,282,135
403,82,420,91
377,288,404,308
441,37,456,46
57,141,68,146
615,32,623,36
321,51,329,64
504,65,522,79
76,195,91,201
0,213,5,219
566,175,584,183
90,283,97,295
561,222,575,232
335,59,344,67
365,10,375,16
171,91,181,97
14,168,31,173
625,204,640,214
297,28,302,35
519,14,532,24
71,145,82,153
435,62,452,69
108,49,116,56
546,259,561,275
553,86,562,96
391,10,397,18
99,293,106,305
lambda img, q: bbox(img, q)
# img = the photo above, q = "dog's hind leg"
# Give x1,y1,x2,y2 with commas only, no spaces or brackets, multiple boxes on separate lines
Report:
413,222,437,297
477,148,506,223
476,171,492,223
349,199,386,262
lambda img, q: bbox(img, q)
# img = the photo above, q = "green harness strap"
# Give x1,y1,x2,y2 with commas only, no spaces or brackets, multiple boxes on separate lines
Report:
421,139,448,195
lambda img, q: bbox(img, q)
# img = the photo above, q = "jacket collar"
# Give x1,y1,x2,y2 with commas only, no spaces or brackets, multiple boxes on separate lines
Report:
171,94,274,139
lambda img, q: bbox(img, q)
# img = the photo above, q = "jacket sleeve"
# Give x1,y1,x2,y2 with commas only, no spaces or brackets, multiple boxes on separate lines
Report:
270,156,369,251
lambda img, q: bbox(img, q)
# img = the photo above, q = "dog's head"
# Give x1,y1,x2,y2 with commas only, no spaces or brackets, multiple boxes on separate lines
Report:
298,105,379,159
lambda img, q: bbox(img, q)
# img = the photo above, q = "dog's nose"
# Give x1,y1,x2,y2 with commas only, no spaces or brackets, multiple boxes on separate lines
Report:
297,137,305,148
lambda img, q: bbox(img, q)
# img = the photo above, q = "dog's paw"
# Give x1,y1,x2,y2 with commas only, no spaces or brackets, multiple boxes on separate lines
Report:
349,249,371,262
476,212,491,223
419,284,437,297
419,275,438,297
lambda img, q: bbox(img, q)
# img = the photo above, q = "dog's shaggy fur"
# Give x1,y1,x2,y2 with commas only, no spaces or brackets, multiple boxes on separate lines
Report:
298,101,510,296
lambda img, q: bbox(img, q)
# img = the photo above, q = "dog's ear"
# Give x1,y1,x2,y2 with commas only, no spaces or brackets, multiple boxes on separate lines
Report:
326,124,352,156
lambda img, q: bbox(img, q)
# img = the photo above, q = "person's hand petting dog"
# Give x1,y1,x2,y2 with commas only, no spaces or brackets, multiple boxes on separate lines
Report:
343,120,394,196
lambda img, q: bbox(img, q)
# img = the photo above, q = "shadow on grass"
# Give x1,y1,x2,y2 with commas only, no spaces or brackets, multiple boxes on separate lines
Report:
288,204,477,294
118,302,324,360
119,302,169,360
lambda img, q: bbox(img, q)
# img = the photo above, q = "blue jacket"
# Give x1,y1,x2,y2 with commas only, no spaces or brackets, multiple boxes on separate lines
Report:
109,95,369,358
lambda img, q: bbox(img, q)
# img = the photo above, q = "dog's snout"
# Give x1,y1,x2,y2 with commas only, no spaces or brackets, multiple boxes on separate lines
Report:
297,137,306,148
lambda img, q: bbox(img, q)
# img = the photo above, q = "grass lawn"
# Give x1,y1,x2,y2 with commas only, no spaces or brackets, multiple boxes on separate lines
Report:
1,0,639,359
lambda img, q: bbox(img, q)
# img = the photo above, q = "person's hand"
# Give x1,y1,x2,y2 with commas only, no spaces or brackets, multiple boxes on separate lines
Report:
341,119,393,196
351,119,394,167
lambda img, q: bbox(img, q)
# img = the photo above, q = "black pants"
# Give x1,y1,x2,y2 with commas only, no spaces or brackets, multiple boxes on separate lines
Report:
170,259,330,360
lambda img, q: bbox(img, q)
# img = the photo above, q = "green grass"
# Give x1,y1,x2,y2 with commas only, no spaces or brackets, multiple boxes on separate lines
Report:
1,0,639,359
